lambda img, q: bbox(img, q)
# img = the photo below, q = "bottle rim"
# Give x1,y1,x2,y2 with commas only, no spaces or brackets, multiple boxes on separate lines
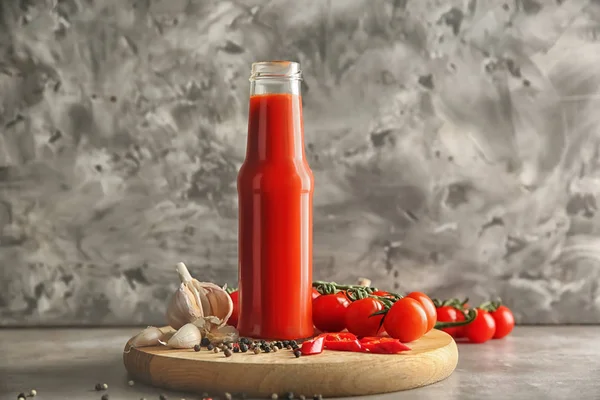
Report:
250,61,302,81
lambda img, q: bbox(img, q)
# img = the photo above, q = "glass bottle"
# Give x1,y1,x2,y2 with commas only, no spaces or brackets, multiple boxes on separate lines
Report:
237,61,314,340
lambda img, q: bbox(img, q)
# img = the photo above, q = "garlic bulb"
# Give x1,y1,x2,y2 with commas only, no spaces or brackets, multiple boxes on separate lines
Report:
357,277,372,287
162,323,201,349
166,262,233,330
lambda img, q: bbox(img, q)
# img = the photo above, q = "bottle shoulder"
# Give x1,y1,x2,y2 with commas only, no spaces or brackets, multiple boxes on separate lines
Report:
237,160,313,192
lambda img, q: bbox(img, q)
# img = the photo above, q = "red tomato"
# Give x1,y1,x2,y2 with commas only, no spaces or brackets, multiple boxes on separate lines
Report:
406,292,437,332
312,288,321,300
383,297,428,343
435,306,465,337
490,305,515,339
228,290,239,327
312,292,350,332
372,290,392,297
344,298,385,337
464,309,496,343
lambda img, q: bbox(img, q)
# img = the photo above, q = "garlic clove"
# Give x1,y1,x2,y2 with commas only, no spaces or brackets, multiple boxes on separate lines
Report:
124,326,173,353
166,284,204,330
164,323,202,349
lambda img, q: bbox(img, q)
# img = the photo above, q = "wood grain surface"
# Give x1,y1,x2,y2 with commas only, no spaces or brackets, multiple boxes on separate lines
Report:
123,328,458,398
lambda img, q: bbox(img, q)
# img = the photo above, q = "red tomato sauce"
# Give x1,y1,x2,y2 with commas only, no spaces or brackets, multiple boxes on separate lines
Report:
237,93,314,340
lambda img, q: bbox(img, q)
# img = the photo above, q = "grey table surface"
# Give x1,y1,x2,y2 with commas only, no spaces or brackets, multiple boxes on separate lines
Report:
0,326,598,400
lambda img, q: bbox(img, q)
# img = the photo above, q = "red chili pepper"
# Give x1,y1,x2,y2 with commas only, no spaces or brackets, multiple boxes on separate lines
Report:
319,333,362,352
301,336,325,355
325,340,362,352
359,337,411,354
320,332,358,341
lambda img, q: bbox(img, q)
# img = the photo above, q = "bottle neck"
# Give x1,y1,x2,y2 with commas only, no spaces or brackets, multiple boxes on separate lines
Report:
246,79,305,162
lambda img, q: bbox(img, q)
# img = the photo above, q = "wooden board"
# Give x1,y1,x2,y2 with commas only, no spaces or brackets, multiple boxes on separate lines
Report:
123,328,458,398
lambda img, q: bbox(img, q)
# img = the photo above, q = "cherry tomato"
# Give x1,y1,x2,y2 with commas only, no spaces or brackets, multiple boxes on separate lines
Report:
406,292,437,332
464,308,496,343
383,297,428,343
312,292,350,332
228,290,239,327
312,288,321,300
490,305,515,339
372,290,392,297
344,298,385,337
435,306,465,338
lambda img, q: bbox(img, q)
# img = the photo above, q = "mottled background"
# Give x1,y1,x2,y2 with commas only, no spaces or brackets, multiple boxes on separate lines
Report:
1,0,600,326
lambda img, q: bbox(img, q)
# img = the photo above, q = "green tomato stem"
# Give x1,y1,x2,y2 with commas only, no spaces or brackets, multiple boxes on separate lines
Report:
434,308,477,329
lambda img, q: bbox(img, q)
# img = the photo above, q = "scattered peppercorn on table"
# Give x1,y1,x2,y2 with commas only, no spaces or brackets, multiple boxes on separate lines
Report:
2,326,599,400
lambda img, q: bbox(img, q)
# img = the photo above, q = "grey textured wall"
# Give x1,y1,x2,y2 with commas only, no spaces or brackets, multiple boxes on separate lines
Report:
1,0,600,326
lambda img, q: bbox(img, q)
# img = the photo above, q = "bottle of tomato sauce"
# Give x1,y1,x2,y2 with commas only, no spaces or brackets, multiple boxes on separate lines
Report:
237,61,314,340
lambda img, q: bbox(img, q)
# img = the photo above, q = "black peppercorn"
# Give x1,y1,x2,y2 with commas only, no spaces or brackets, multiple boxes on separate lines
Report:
101,395,109,400
294,349,301,358
95,384,103,391
282,340,290,346
194,344,201,352
224,348,233,357
159,395,168,400
276,341,283,348
290,340,298,347
233,346,240,353
240,343,248,352
264,346,271,353
207,344,214,351
284,392,294,400
201,337,210,346
313,395,323,400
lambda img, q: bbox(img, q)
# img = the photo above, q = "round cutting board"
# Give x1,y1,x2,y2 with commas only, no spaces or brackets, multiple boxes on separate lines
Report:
123,328,458,398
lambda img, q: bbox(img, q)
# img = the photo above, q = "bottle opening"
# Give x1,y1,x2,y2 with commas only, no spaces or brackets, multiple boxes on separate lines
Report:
250,61,302,81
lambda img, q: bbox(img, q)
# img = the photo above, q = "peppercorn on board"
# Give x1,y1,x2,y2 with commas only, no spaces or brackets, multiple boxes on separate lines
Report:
123,327,458,397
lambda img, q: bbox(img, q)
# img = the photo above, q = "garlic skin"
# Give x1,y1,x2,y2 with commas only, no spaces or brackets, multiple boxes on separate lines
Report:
166,262,233,330
193,317,239,344
163,323,202,349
